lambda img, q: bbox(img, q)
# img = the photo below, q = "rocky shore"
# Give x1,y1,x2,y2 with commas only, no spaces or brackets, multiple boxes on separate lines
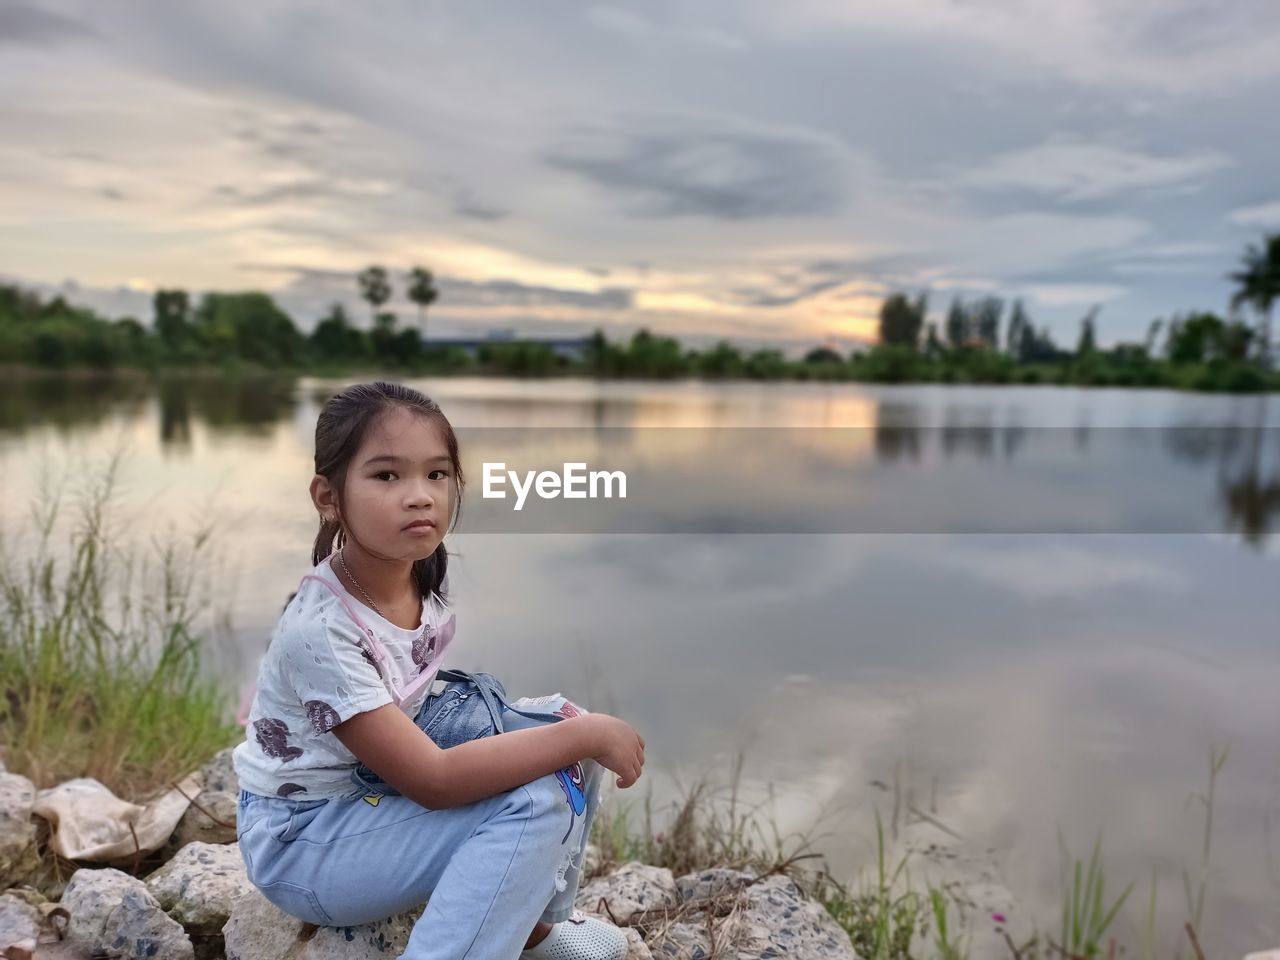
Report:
1,749,862,960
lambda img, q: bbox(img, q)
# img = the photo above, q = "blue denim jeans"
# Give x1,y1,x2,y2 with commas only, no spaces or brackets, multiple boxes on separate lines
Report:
236,697,604,960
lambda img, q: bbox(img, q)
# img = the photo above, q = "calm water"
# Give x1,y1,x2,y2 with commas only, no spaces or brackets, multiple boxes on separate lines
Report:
2,376,1278,956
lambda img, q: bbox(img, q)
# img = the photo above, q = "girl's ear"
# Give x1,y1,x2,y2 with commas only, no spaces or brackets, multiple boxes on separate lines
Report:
310,474,338,520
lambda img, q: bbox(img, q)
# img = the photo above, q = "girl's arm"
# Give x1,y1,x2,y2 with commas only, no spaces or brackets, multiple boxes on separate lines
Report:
333,704,610,809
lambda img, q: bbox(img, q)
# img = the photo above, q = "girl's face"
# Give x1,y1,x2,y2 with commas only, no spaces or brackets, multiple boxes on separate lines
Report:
317,405,454,563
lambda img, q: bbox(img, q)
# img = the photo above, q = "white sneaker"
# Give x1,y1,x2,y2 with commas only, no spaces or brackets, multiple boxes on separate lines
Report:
519,910,629,960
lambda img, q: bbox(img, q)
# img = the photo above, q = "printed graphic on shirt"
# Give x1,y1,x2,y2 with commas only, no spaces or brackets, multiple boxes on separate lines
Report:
411,627,436,674
232,558,454,799
556,761,587,841
253,717,303,761
411,614,455,675
305,700,342,734
554,700,584,720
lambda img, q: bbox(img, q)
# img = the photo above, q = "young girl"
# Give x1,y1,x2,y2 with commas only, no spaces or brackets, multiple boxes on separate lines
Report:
231,381,646,960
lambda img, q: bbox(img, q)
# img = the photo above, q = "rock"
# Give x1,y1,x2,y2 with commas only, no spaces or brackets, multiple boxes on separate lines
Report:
160,748,240,857
198,748,238,796
169,789,239,849
648,920,713,960
675,867,757,904
584,842,602,879
576,861,679,925
222,886,423,959
0,772,40,890
60,866,194,960
145,841,252,959
646,874,857,960
620,923,655,960
735,875,856,960
0,892,43,950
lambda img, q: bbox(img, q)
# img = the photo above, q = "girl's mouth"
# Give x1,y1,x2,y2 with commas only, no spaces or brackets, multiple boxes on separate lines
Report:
403,520,436,533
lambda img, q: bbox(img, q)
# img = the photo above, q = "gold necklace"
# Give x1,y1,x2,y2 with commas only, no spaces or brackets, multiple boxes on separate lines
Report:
338,549,385,618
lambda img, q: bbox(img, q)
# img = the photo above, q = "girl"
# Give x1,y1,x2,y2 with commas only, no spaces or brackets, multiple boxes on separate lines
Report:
231,381,646,960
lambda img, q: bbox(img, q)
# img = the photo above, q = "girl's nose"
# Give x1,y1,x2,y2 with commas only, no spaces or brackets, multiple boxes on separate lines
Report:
406,481,434,509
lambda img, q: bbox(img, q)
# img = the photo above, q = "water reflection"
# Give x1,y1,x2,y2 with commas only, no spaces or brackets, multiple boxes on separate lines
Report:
0,375,297,447
2,375,1278,955
2,376,1280,545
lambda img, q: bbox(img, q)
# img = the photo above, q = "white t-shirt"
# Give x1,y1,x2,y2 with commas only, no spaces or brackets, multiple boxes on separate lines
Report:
232,557,453,799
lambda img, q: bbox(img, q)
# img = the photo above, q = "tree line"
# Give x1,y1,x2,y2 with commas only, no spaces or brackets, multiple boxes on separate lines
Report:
865,233,1277,391
1,236,1277,392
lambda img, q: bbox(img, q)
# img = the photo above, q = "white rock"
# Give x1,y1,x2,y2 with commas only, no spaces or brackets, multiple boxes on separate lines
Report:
223,886,424,959
575,861,679,925
584,842,602,878
197,748,238,795
61,866,194,960
169,790,239,849
0,893,43,950
145,841,252,935
648,920,712,960
0,772,39,890
647,873,858,960
621,923,654,960
675,867,757,904
735,874,856,960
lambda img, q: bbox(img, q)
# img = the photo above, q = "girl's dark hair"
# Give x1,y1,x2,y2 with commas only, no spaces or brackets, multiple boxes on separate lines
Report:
311,381,464,601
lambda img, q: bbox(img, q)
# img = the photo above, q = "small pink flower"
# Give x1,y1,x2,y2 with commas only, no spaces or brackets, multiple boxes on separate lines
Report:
991,913,1007,924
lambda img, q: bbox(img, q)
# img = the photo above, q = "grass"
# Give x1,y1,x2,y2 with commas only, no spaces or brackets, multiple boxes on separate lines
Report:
589,746,1233,960
589,749,827,880
0,456,242,801
1055,828,1134,960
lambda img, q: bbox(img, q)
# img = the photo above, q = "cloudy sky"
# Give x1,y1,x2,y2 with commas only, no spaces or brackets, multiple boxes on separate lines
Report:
2,0,1279,351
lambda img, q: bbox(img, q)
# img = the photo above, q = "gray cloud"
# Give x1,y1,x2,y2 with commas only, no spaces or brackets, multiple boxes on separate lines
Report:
4,0,1279,346
545,116,848,220
0,3,93,46
722,277,846,308
953,136,1230,202
214,181,331,206
437,277,633,311
240,264,634,319
451,198,506,221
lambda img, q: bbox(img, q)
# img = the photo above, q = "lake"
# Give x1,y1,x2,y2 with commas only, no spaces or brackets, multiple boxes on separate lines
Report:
2,374,1277,957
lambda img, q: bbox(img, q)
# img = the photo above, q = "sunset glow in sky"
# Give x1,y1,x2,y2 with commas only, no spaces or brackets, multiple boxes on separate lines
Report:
2,1,1279,351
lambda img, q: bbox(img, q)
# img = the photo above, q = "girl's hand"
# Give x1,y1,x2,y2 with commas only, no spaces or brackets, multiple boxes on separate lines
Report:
587,714,646,788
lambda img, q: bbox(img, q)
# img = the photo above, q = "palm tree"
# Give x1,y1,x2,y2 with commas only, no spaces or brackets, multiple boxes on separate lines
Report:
406,267,439,342
357,265,391,326
1229,234,1280,370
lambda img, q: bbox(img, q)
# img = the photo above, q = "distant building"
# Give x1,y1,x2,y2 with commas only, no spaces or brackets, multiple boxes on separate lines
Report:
423,329,593,361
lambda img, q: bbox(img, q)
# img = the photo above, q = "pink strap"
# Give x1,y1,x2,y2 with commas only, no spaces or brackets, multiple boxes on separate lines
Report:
297,571,456,708
299,574,385,664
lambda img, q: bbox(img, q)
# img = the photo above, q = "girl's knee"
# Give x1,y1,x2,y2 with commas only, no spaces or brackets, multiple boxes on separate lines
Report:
520,769,583,827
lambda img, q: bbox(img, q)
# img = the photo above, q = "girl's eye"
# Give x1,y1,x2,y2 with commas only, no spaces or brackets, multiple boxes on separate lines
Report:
375,471,396,481
429,469,450,481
